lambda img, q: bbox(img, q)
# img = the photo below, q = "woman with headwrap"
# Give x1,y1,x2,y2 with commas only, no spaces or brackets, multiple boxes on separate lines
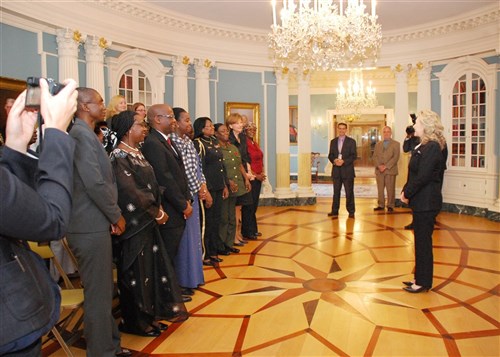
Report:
110,111,188,337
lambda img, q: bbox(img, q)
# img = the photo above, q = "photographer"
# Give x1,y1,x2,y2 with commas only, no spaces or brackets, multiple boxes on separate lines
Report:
0,79,77,355
403,113,420,153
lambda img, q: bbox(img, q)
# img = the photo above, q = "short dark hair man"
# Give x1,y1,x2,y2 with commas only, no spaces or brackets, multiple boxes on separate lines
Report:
328,122,357,218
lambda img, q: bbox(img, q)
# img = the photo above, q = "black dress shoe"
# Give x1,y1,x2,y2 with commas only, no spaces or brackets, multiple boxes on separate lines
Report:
234,242,244,247
403,285,430,293
404,223,414,230
119,324,161,337
210,256,223,263
203,259,214,266
402,281,414,287
182,295,193,302
373,206,384,211
229,247,240,253
218,249,230,256
387,207,394,212
327,212,338,217
243,236,257,240
153,322,168,331
182,288,195,296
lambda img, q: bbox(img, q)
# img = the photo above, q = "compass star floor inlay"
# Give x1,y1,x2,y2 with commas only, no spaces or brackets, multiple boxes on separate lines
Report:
44,198,500,357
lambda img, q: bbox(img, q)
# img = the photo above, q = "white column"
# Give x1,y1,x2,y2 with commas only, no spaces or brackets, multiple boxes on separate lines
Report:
275,69,294,199
296,70,315,197
56,28,81,83
194,58,213,118
84,35,108,96
416,62,432,111
172,56,190,109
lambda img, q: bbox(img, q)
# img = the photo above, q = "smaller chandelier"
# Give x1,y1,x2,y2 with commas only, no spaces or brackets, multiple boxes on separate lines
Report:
269,0,382,71
336,69,377,115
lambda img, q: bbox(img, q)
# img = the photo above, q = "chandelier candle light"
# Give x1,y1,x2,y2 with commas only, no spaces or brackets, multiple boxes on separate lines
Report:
336,68,377,117
269,0,381,71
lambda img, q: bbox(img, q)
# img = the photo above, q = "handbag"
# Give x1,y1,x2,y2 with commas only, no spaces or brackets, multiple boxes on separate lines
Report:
0,237,61,354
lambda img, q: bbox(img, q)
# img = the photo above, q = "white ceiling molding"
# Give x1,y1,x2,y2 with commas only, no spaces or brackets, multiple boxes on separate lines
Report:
1,2,498,69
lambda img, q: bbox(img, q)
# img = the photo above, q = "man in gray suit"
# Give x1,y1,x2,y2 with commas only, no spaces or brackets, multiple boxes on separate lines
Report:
67,87,129,357
373,126,400,212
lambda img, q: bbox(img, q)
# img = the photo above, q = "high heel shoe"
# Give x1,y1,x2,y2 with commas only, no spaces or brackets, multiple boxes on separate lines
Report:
402,281,414,287
210,256,223,263
233,241,244,247
403,285,430,293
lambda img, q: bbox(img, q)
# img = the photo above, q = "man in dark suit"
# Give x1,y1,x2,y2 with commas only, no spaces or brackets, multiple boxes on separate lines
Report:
66,87,129,357
328,122,357,218
141,104,193,265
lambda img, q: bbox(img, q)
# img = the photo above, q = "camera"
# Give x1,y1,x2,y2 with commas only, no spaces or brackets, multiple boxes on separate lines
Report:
25,77,65,110
406,113,417,135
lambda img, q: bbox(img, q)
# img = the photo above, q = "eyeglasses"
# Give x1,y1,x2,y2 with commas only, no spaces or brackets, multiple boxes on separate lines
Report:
157,114,174,119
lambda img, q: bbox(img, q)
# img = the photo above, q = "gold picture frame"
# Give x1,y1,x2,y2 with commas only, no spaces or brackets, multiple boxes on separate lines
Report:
224,101,260,145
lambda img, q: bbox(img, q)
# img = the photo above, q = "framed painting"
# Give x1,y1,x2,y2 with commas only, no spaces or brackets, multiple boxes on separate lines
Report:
224,101,260,145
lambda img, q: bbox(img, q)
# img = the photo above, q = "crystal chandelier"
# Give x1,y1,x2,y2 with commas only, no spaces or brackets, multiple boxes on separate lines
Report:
336,69,377,115
268,0,382,71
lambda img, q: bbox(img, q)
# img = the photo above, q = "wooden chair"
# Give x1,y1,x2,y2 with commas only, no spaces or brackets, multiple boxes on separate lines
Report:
28,241,84,357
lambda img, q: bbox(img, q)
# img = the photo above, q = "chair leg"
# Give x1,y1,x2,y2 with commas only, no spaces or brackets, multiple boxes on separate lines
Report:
51,327,74,357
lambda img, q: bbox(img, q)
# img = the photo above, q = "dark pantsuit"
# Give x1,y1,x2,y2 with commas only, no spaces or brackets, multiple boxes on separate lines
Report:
203,188,223,257
158,224,186,263
67,231,121,357
332,177,355,215
412,210,439,288
241,179,262,237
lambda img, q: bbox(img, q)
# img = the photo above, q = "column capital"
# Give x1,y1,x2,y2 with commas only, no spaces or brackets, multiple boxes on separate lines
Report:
56,28,82,58
84,35,107,63
173,56,190,77
194,58,214,79
392,63,411,84
415,61,432,81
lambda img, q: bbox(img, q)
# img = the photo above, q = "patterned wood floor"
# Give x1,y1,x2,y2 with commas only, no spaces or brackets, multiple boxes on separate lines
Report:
44,198,500,356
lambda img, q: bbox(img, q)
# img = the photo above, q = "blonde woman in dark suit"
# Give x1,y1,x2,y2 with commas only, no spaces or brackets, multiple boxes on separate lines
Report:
373,126,400,212
401,110,447,293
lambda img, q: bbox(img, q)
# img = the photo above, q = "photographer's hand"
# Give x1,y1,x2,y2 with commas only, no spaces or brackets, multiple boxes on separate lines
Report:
5,90,37,154
39,78,78,132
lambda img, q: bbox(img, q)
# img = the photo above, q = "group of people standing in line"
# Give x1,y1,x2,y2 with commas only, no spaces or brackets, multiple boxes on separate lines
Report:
328,112,447,294
71,90,266,355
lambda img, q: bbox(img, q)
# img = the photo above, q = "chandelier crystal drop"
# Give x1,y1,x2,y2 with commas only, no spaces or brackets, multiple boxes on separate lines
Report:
269,0,382,72
336,69,377,115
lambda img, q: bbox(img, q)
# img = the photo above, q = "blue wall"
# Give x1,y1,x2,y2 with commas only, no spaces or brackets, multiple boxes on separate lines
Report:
0,24,41,79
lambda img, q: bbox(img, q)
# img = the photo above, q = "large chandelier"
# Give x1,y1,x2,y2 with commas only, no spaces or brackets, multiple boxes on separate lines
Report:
336,69,377,115
268,0,382,71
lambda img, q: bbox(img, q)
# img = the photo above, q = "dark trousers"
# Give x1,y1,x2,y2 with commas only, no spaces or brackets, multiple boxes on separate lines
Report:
67,231,121,357
241,179,262,237
413,210,439,288
159,224,185,264
331,176,355,214
203,188,223,257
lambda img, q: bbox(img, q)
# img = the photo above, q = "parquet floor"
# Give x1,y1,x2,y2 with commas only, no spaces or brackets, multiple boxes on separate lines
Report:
45,198,500,357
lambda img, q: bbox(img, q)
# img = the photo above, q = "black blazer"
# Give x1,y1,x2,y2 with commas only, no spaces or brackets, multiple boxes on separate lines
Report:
403,141,445,212
328,136,357,179
141,129,190,228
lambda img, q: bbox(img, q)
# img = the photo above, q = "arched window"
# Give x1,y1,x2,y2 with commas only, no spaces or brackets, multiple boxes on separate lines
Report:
451,73,486,168
118,69,153,108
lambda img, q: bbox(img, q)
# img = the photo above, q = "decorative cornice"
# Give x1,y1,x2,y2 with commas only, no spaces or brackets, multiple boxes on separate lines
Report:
96,0,267,43
383,9,500,44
